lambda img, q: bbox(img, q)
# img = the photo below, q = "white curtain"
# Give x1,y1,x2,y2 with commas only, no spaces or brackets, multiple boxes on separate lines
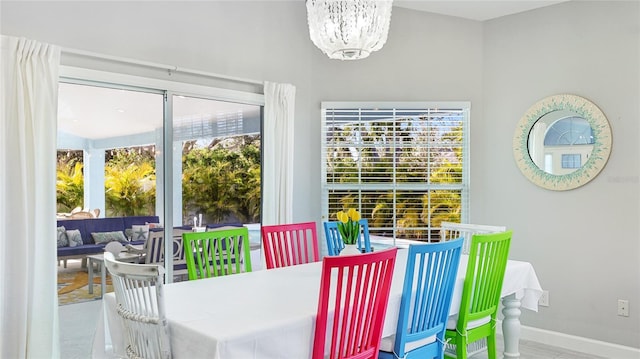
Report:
262,82,296,225
0,36,61,358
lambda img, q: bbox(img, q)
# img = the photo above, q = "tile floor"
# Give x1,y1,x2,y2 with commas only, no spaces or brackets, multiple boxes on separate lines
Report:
59,300,103,359
60,299,606,359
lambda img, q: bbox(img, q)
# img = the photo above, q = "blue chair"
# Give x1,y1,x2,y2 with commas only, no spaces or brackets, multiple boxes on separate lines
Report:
323,219,372,256
378,237,464,359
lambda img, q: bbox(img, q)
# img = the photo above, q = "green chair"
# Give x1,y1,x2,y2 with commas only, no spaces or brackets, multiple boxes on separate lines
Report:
183,227,252,280
444,230,512,359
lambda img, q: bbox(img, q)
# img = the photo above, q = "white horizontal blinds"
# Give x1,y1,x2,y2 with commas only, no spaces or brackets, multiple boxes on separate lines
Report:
322,103,468,243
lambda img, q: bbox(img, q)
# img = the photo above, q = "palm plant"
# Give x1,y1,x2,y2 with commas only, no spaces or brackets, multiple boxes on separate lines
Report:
105,161,156,216
183,159,238,222
235,165,261,222
182,136,261,224
56,161,84,213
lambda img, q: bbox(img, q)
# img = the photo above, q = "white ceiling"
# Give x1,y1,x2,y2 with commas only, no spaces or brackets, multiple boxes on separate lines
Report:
58,83,260,141
393,0,569,21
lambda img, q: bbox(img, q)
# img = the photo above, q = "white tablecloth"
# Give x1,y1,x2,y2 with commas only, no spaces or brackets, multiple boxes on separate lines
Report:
93,249,542,359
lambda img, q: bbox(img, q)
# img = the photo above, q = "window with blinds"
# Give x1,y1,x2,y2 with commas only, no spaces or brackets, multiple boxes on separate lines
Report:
321,102,470,244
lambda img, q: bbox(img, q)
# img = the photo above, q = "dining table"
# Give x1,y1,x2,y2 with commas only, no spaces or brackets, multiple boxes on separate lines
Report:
92,248,543,359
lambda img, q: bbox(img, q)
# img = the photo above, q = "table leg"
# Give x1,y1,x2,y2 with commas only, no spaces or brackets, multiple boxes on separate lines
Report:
88,257,94,295
501,293,522,359
100,260,106,299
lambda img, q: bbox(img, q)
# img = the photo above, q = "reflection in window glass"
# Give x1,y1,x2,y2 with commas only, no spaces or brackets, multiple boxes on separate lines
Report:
544,117,594,146
544,154,553,173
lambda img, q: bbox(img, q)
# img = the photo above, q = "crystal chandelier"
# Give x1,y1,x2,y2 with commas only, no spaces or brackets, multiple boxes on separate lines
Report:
306,0,394,60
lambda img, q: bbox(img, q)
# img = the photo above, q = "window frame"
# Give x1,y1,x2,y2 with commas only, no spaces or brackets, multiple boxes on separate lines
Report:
320,101,470,249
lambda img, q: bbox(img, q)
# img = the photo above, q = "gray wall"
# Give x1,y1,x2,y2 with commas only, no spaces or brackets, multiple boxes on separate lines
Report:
480,1,639,347
2,0,638,348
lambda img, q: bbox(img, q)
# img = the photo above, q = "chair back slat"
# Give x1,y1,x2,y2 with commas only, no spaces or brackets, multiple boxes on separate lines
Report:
323,219,372,256
443,230,512,359
458,230,512,328
104,252,171,359
183,227,252,280
147,231,165,264
261,222,320,269
440,222,506,254
381,238,463,359
313,248,397,359
145,229,190,280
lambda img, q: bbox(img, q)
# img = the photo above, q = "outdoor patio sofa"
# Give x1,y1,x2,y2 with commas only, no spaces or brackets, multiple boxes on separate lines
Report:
56,215,160,263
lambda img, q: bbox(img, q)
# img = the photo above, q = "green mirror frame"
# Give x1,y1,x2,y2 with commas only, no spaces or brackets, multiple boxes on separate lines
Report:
513,94,612,191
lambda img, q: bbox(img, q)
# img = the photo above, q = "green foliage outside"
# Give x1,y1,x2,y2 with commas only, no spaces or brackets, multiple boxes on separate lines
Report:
56,151,84,213
104,148,156,216
182,136,261,223
326,120,464,240
56,135,261,223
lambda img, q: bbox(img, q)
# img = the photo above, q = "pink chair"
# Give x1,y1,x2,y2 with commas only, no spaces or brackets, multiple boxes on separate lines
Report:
312,248,398,359
261,222,320,269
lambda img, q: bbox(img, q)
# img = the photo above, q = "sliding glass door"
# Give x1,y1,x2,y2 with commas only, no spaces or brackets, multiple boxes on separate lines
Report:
57,79,262,295
172,95,261,229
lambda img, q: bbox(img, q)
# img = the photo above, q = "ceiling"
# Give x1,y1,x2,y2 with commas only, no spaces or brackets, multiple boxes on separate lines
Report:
57,83,261,141
393,0,569,21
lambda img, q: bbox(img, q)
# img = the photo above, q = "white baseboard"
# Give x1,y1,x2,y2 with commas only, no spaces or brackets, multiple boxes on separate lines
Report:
496,322,640,358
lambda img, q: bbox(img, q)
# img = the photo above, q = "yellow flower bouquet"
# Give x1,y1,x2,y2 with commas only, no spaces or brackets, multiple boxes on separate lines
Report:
336,208,361,245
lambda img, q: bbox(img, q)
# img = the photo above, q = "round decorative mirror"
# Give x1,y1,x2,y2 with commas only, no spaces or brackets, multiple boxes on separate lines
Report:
513,94,612,191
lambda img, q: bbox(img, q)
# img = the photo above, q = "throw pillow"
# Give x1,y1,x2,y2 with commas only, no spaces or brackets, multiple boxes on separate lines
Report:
67,229,83,247
91,231,128,245
56,226,69,247
131,225,150,241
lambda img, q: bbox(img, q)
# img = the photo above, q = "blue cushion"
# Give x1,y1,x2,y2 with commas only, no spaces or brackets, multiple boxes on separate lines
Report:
174,263,188,271
123,216,160,228
57,244,104,257
84,218,125,244
149,225,191,233
57,219,89,244
55,216,160,258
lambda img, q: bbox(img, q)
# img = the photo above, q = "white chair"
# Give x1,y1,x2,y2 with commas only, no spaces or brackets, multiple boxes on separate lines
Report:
440,222,506,255
104,252,171,359
128,228,190,281
152,229,190,281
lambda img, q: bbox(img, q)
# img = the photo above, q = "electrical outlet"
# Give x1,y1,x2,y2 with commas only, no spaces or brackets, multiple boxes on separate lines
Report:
539,290,549,307
618,299,629,317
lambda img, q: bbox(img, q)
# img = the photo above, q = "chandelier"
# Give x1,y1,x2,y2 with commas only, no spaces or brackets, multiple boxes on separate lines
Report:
306,0,394,61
